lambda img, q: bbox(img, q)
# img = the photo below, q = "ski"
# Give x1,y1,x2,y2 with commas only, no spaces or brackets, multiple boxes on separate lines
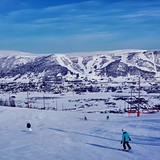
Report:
118,149,133,153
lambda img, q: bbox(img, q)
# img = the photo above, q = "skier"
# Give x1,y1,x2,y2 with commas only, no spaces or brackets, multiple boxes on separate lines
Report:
26,122,32,132
106,115,109,120
121,129,131,150
84,115,87,120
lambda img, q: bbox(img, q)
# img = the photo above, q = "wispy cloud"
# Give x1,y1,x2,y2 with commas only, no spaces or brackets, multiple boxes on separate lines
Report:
0,0,159,53
120,10,160,19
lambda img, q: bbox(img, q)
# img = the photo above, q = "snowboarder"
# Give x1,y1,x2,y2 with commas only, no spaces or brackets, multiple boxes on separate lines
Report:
26,122,32,132
84,115,87,120
121,129,131,150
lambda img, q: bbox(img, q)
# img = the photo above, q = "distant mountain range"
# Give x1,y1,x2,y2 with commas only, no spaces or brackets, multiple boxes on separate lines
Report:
0,49,159,83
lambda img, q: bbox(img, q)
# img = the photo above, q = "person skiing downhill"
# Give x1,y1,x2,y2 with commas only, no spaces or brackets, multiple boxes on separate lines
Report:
26,122,32,132
121,129,131,150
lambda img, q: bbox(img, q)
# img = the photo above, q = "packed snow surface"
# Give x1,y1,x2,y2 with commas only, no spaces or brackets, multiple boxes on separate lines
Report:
0,105,159,160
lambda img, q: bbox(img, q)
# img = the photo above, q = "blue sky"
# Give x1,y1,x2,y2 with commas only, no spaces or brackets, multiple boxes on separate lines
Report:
0,0,160,54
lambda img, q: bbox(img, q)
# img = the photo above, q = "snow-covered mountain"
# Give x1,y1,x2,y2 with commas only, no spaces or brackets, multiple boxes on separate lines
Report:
0,49,159,83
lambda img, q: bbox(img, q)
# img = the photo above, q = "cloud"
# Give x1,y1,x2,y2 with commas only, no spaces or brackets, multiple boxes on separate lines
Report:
0,0,159,53
120,10,160,19
0,30,118,53
0,1,110,37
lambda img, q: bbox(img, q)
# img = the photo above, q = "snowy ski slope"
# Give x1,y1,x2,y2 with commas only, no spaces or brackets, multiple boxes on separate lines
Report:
0,105,159,160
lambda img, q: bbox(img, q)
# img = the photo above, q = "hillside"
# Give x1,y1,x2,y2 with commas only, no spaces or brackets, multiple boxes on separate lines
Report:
0,49,159,84
0,106,159,160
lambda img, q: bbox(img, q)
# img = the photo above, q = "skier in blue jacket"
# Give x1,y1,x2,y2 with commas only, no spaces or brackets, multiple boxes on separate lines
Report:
121,129,131,150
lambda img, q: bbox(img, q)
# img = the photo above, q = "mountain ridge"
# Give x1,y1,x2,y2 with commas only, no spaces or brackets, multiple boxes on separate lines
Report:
0,49,159,84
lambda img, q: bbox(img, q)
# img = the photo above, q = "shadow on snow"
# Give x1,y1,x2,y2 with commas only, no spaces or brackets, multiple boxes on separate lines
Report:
49,128,119,142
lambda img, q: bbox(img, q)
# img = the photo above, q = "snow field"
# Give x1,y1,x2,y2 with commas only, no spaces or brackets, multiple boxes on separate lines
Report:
0,106,159,160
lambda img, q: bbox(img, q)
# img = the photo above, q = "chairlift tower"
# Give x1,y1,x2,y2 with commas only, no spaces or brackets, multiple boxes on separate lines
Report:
137,77,141,117
27,90,30,108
